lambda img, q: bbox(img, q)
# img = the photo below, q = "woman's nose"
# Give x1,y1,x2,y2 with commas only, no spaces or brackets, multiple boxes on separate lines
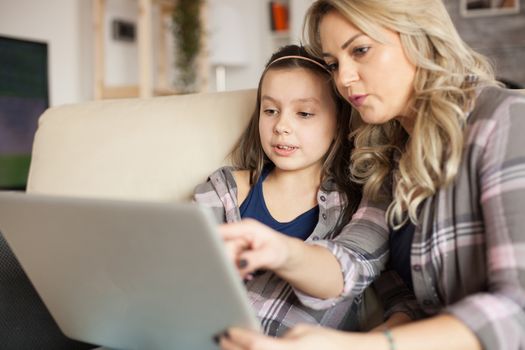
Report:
338,61,359,87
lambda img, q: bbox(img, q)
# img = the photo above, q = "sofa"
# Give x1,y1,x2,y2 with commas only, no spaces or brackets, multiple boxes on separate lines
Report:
0,89,256,349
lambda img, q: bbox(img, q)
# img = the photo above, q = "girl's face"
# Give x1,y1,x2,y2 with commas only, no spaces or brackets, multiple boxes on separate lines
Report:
319,10,417,129
258,67,337,175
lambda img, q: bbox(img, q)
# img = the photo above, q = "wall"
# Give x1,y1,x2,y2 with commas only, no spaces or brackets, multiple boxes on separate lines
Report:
104,0,139,86
445,0,525,87
213,0,320,92
206,0,269,92
212,0,317,92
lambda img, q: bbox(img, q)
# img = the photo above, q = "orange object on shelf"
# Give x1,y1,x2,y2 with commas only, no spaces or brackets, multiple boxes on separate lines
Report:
270,1,289,32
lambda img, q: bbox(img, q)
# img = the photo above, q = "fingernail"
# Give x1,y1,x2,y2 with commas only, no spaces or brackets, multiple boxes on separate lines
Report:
237,259,248,269
243,273,254,283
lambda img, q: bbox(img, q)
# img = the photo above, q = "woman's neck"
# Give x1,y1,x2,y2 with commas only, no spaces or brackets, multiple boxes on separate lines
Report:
396,114,414,136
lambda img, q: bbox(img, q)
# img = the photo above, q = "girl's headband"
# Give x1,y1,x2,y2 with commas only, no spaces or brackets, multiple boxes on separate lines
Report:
266,55,331,74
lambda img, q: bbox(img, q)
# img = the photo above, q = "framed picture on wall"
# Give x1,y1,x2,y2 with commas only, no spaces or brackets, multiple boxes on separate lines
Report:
461,0,520,17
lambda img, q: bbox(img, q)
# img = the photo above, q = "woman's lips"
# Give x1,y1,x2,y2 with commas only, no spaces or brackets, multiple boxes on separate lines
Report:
348,94,368,107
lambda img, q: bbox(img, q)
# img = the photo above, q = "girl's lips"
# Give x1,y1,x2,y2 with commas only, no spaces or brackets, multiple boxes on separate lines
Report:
272,145,297,156
348,94,368,107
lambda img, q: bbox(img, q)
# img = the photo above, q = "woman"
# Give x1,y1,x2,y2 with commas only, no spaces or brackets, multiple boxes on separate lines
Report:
217,0,525,349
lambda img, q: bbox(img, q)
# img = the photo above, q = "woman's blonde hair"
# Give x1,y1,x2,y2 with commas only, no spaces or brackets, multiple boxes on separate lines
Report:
304,0,498,228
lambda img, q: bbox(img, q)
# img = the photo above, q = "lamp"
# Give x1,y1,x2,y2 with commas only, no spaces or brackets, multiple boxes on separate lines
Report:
208,0,247,92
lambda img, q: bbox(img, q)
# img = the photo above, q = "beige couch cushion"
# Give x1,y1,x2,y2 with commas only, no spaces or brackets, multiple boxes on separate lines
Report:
27,89,256,201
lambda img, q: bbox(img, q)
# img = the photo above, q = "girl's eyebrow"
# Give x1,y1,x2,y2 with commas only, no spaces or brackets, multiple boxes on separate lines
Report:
295,97,320,104
322,33,364,58
262,95,320,105
261,95,277,103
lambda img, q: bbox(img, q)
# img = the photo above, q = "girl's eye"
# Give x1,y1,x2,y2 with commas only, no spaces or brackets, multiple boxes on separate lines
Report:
353,46,370,57
298,112,314,119
263,108,278,116
326,62,338,72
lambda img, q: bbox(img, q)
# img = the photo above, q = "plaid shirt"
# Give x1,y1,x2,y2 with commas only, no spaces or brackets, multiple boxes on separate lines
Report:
193,167,361,336
194,166,421,335
306,87,525,349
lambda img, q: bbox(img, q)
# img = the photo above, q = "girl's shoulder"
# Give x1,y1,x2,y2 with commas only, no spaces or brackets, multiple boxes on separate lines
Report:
194,166,237,197
232,169,251,206
194,166,251,204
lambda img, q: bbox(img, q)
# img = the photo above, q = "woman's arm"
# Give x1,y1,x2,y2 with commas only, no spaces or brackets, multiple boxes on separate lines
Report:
220,193,391,304
219,314,481,350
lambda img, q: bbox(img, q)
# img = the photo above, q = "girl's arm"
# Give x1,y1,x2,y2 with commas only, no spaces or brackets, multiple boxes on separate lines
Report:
220,219,344,299
220,193,391,303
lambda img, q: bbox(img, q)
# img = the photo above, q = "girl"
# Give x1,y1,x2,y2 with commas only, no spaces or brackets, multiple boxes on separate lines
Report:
218,1,525,350
194,45,415,336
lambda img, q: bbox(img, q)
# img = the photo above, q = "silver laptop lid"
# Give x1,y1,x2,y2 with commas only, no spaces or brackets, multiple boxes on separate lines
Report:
0,191,259,350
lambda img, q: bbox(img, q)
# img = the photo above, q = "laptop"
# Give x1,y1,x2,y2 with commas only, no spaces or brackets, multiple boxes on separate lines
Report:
0,191,260,350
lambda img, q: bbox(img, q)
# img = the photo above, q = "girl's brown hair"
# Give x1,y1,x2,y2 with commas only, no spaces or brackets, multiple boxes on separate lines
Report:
230,44,361,227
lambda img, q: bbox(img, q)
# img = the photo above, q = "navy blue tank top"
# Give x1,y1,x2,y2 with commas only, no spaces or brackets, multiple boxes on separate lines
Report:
239,167,319,240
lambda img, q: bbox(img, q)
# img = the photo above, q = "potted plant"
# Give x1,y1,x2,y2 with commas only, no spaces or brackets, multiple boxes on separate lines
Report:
172,0,203,93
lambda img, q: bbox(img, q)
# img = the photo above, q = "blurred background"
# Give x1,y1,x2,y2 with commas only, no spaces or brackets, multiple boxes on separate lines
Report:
0,0,523,106
0,0,524,189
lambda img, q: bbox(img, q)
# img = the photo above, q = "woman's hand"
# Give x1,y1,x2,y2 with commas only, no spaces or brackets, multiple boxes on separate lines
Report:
219,219,292,279
219,325,370,350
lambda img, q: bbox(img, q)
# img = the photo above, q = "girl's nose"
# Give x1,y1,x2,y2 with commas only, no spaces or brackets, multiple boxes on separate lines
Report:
274,115,292,135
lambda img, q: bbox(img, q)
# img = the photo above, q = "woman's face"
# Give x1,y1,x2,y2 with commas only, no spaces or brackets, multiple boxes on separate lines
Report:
319,10,417,129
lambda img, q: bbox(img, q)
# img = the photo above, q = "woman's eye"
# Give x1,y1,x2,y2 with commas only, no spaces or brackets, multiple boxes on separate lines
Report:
353,46,370,57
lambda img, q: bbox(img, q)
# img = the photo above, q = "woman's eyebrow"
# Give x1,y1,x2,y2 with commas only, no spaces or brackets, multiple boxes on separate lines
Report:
322,33,364,58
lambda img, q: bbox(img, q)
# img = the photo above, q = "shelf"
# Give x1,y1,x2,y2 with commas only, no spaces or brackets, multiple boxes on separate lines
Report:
93,0,204,100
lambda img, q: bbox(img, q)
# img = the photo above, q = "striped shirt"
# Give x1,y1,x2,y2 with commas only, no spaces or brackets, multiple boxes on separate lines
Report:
303,87,525,349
